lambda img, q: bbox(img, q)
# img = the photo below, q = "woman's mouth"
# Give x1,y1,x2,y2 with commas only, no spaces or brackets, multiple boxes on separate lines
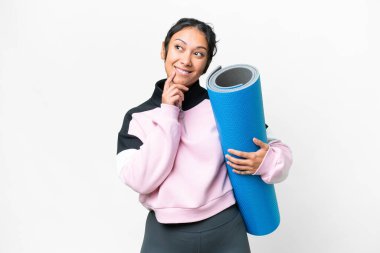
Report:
175,66,192,75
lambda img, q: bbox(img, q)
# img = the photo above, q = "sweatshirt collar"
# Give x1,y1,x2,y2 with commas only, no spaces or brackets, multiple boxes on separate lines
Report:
151,79,208,111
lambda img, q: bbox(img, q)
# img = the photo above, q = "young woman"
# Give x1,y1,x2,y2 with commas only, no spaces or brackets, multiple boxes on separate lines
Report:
117,18,293,253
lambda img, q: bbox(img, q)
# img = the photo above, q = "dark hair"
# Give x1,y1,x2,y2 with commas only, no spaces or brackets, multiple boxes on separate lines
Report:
163,18,218,74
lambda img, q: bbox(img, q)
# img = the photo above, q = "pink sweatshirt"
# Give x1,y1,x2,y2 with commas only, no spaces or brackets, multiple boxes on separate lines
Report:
116,79,292,223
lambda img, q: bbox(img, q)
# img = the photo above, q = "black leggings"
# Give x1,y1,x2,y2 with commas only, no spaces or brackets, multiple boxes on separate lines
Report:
140,205,251,253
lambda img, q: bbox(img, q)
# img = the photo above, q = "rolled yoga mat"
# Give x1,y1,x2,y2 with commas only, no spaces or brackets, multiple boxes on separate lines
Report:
206,64,280,236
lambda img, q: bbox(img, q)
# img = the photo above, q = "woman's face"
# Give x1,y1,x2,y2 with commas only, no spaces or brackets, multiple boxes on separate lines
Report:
161,27,209,87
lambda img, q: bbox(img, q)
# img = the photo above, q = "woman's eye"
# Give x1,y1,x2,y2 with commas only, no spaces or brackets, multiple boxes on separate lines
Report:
195,52,205,57
175,45,183,50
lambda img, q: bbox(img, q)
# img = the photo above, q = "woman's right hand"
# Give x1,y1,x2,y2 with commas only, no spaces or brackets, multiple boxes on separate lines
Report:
162,70,189,108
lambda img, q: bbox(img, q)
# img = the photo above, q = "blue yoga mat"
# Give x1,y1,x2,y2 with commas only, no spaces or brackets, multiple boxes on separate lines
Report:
206,64,280,236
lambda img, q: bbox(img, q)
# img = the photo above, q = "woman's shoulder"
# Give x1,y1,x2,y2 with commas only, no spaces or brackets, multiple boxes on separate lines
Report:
122,98,157,122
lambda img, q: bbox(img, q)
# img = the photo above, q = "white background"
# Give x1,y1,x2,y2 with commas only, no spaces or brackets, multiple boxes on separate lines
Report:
1,0,380,252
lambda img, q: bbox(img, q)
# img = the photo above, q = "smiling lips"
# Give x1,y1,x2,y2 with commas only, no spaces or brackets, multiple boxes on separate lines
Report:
175,66,192,75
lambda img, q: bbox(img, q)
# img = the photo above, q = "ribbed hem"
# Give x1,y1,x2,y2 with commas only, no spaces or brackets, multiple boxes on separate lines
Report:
151,191,236,224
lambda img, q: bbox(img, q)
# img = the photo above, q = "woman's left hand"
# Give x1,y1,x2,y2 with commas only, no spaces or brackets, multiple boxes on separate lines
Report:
225,138,270,175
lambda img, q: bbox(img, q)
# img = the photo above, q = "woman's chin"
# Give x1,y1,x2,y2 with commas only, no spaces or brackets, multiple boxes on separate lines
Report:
173,77,194,87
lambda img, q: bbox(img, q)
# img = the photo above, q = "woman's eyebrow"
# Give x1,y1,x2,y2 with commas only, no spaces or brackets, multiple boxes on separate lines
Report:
175,38,208,51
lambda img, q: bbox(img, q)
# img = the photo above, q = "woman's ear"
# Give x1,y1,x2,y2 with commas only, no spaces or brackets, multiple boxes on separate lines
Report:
160,42,166,60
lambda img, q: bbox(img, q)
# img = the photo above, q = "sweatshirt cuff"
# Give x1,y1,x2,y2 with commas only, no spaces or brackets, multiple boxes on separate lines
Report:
159,103,180,119
253,146,276,177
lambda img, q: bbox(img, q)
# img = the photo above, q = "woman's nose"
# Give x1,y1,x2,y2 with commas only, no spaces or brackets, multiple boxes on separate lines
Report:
180,52,192,66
